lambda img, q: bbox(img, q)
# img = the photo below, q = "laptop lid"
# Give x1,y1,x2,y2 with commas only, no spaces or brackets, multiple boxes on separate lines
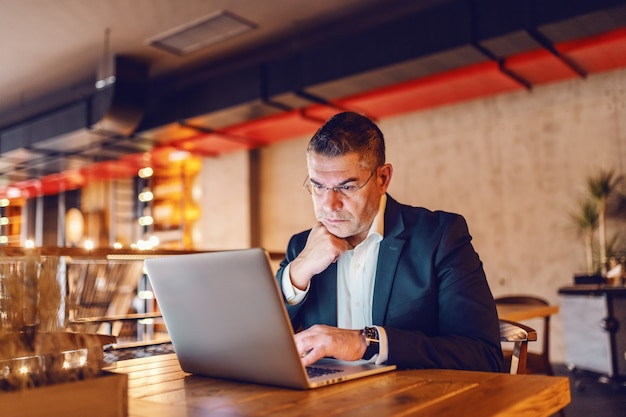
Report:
145,248,395,389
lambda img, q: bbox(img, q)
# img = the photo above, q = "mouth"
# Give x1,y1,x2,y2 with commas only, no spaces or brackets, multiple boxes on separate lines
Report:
320,217,347,226
320,219,349,239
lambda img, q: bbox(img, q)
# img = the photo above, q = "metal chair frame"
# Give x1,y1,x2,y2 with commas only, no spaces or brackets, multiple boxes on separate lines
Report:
496,295,555,376
499,318,538,375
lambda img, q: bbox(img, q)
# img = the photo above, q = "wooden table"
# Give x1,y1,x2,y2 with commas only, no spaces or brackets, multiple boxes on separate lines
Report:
111,353,570,417
497,304,560,322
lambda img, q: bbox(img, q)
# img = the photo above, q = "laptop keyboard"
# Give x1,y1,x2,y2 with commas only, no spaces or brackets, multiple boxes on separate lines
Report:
306,366,344,378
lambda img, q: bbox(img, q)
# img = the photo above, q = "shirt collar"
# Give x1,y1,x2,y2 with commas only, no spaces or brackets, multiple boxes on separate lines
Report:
366,194,386,243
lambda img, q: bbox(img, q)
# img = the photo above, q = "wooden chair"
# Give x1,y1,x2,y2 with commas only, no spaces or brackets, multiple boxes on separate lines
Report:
499,319,537,374
495,295,555,376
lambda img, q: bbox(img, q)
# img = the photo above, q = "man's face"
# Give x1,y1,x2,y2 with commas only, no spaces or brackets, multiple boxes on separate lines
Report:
306,152,390,246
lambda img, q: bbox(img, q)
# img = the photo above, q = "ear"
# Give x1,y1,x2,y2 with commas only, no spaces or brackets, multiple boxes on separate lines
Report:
378,163,393,191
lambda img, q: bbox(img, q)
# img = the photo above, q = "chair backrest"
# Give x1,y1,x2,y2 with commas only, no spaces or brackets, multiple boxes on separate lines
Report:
495,295,552,372
499,319,537,374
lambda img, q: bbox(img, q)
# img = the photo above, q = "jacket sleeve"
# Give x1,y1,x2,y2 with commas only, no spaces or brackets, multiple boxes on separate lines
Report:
276,230,310,328
384,213,503,372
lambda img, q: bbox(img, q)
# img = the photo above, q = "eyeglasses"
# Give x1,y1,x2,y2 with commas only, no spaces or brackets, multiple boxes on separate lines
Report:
303,169,377,198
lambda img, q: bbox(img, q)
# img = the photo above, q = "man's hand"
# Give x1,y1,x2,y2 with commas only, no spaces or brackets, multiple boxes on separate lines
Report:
288,223,352,290
295,324,366,366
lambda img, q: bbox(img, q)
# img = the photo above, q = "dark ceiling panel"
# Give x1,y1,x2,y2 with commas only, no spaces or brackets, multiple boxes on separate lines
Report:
0,148,47,165
183,98,286,131
25,156,92,174
138,65,265,132
340,61,525,119
304,45,488,103
111,137,155,153
538,6,626,45
505,49,582,86
559,28,626,74
0,102,88,154
30,129,110,153
471,0,531,41
478,30,543,58
531,0,613,19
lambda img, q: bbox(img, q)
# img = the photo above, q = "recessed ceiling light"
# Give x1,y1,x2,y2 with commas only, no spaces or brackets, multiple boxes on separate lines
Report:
149,10,256,56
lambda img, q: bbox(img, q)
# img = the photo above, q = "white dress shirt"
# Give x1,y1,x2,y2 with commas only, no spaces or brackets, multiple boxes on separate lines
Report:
282,195,388,364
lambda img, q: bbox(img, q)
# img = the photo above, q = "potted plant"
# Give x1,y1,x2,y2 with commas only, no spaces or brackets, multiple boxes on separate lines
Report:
570,198,598,275
571,168,625,281
586,169,623,275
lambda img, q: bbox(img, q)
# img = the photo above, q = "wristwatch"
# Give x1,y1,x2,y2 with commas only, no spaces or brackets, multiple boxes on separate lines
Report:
362,326,380,360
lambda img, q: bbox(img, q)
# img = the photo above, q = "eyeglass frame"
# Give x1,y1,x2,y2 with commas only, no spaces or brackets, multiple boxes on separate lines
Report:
302,168,378,197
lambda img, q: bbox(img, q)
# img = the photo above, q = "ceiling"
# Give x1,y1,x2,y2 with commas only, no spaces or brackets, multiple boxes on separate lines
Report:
1,0,626,198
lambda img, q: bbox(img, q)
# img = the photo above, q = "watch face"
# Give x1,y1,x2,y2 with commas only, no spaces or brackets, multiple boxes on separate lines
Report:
364,327,379,342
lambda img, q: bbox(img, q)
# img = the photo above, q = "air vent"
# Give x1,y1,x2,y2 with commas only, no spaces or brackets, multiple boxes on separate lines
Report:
149,10,256,56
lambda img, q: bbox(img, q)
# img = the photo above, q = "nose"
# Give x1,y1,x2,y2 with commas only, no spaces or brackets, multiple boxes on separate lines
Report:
320,188,343,212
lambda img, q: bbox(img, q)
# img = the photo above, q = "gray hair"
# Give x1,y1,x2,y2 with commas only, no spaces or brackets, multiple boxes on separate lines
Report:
306,112,385,170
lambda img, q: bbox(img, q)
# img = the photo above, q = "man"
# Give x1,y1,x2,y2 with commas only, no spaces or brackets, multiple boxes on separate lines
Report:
277,111,503,372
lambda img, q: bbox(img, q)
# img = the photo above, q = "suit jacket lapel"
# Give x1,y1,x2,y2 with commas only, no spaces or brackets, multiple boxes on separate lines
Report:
372,195,406,324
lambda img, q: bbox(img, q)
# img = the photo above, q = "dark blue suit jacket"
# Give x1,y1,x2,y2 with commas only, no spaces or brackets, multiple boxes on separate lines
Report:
277,195,503,372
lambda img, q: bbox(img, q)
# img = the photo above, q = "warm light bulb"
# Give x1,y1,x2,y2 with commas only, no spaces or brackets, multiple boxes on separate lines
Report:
138,290,154,300
138,216,154,226
24,240,35,248
138,167,154,178
138,190,154,202
84,240,94,250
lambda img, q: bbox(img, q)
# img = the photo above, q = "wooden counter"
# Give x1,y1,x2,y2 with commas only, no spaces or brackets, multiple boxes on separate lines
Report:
559,285,626,380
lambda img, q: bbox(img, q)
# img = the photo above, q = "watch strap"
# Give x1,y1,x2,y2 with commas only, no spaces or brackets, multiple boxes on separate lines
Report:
362,327,380,360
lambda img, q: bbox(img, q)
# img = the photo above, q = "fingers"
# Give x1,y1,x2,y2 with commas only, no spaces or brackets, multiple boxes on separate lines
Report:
295,325,365,365
295,325,327,365
306,224,351,266
300,346,323,367
289,224,351,289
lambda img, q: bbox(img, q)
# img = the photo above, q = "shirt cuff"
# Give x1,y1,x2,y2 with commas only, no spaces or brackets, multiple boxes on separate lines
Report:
281,263,309,305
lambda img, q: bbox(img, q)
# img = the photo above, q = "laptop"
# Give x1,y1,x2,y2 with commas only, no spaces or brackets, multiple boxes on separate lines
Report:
144,248,396,389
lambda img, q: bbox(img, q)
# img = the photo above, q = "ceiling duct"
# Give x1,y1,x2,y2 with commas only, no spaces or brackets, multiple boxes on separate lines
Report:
91,55,149,136
0,55,149,182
